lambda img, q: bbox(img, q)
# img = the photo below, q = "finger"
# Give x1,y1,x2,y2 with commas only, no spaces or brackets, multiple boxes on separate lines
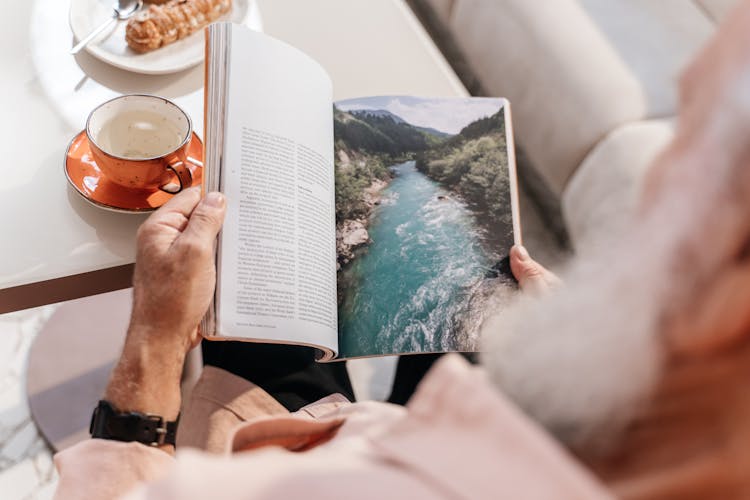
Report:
667,262,750,357
155,187,203,220
510,245,554,293
137,187,203,248
142,187,203,234
178,192,227,248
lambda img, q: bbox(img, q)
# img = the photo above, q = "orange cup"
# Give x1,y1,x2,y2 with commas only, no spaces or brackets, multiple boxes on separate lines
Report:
86,94,193,192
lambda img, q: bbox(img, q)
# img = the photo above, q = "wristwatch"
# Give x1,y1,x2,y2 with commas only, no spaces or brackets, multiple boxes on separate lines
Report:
89,400,179,446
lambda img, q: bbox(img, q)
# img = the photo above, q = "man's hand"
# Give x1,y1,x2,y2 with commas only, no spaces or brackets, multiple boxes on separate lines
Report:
128,187,226,353
104,188,226,433
509,245,561,295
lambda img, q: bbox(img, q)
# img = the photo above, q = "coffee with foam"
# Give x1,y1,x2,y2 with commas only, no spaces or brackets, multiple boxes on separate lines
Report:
96,110,185,160
88,95,190,160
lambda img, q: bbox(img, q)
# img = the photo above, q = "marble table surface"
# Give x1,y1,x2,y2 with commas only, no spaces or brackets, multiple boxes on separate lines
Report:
0,306,59,499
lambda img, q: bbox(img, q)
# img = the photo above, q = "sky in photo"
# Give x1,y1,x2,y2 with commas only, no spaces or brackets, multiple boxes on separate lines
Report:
336,96,505,135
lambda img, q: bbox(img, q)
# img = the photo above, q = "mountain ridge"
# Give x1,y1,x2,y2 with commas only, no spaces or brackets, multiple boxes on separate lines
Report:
349,109,453,138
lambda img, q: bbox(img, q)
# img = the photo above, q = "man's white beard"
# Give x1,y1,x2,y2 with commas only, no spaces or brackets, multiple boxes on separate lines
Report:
479,143,747,450
480,251,665,452
477,183,715,449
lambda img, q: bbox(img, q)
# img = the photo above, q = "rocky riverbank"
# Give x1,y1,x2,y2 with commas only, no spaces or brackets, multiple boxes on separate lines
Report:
336,178,389,270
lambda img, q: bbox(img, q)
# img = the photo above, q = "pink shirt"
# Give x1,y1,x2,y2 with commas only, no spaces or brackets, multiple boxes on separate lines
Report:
53,355,612,499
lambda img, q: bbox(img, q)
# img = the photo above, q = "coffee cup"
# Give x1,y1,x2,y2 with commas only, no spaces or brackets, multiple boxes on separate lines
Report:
86,94,194,192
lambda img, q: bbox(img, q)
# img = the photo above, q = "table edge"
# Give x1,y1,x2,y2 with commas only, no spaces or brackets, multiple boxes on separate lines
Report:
0,264,134,314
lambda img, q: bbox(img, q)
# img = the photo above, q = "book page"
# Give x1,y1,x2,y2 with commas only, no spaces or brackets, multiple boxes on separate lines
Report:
333,96,519,359
212,26,338,357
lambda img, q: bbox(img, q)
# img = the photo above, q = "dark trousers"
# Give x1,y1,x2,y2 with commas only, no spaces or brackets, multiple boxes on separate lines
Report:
202,341,453,411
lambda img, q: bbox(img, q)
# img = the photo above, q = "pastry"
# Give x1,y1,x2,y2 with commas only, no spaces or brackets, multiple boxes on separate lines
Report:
126,0,232,53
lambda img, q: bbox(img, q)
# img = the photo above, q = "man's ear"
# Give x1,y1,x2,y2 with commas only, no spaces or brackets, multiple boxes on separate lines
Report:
666,262,750,357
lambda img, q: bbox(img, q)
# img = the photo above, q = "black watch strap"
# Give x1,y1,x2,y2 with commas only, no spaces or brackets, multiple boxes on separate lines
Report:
90,400,179,447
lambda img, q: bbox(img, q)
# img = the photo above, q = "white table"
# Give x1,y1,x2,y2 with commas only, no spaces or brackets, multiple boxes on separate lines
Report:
0,0,466,313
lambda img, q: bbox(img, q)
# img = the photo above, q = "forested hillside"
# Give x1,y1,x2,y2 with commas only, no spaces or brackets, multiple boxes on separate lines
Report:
415,110,511,225
333,104,511,247
333,107,445,157
333,106,450,223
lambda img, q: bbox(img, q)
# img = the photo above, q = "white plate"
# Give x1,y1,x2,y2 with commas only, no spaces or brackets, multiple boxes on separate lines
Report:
69,0,250,75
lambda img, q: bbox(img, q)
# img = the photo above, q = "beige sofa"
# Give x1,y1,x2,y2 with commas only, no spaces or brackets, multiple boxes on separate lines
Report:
420,0,738,248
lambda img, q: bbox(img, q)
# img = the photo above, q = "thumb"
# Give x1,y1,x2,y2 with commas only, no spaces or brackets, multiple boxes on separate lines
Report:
180,192,227,244
510,245,552,293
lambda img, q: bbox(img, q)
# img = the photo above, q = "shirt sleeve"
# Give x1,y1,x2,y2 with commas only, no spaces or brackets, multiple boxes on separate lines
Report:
53,439,174,500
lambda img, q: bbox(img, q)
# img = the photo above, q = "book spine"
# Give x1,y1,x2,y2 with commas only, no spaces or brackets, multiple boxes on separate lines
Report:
200,22,232,337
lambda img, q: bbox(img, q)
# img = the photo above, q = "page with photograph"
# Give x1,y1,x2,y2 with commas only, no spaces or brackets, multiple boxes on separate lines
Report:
333,96,519,359
203,23,339,359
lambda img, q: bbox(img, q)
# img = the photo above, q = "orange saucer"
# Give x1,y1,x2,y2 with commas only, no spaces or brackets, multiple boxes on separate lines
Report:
64,130,204,213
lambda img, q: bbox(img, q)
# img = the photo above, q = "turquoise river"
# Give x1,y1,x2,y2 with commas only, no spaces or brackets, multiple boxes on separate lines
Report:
338,160,511,358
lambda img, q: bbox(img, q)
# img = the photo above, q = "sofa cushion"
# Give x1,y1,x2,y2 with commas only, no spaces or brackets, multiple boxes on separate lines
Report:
577,0,716,114
422,0,455,24
561,120,675,249
449,0,713,197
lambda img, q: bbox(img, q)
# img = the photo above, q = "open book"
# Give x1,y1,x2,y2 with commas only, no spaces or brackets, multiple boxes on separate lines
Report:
201,23,520,361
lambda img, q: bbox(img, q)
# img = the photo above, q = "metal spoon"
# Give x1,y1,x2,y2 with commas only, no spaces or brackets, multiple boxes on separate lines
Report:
70,0,143,55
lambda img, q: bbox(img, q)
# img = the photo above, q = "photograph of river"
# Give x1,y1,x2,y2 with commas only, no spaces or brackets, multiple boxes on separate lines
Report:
333,96,516,358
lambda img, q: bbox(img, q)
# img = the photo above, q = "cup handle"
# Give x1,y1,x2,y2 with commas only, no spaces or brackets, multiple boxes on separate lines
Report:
160,154,193,194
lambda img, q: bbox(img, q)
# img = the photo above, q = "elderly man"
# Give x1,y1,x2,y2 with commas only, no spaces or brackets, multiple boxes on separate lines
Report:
54,1,750,498
56,183,599,498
